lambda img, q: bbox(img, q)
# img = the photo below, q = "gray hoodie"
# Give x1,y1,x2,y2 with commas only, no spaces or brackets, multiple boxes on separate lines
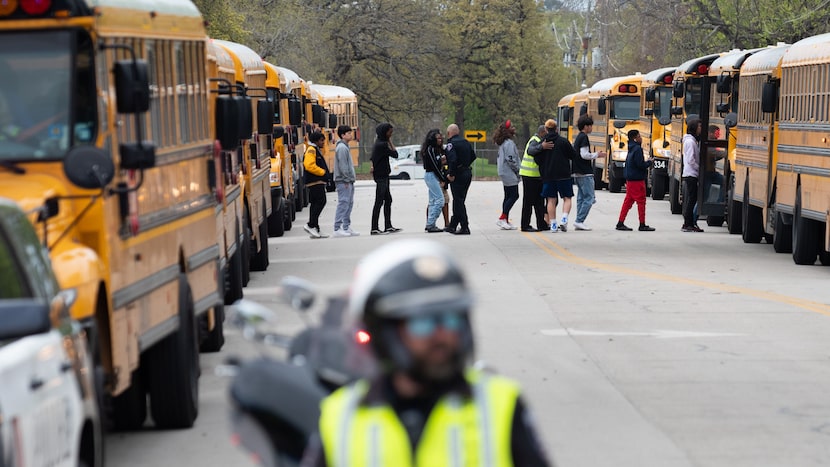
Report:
497,138,521,186
333,139,356,183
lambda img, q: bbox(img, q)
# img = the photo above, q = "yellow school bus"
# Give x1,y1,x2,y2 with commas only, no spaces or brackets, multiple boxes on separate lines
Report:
0,0,222,429
557,92,579,143
774,33,830,265
640,67,675,200
309,83,360,166
667,53,721,215
587,74,645,193
213,39,271,272
274,65,309,211
206,40,246,308
732,44,790,246
263,60,295,237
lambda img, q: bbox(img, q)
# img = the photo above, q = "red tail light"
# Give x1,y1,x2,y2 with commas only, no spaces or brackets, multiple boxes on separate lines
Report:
356,330,371,344
618,84,638,93
20,0,50,15
697,64,709,75
663,75,673,84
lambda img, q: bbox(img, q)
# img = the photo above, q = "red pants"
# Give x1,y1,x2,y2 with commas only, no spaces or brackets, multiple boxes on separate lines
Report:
618,180,647,224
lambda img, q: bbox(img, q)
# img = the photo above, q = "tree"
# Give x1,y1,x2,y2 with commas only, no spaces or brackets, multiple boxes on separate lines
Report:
191,0,249,43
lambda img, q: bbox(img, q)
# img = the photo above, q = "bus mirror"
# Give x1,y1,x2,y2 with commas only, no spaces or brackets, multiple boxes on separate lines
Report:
63,146,115,189
312,104,324,126
597,98,607,115
272,126,286,139
673,81,684,98
236,96,253,140
257,100,275,135
613,120,626,129
724,112,738,128
119,142,156,170
114,60,150,114
288,96,302,126
579,103,588,116
321,109,329,128
560,108,571,123
215,96,239,150
328,113,338,129
658,116,671,126
761,81,778,113
644,108,654,116
716,74,732,94
645,88,656,102
671,106,683,116
716,103,730,113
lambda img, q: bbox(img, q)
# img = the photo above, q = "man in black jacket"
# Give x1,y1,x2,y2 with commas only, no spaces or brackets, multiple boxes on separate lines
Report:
527,119,577,232
370,122,401,235
444,123,476,235
616,129,655,231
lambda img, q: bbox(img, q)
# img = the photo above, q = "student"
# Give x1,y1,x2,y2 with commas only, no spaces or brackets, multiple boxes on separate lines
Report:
571,114,606,231
615,129,655,231
332,125,358,237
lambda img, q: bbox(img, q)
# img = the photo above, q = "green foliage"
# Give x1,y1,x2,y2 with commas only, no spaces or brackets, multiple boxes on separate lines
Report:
191,0,248,43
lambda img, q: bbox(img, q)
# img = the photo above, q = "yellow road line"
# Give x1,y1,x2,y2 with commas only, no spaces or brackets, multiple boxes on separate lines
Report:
522,232,830,316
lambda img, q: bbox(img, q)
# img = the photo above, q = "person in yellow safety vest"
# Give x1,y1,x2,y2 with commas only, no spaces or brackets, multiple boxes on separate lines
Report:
302,239,552,467
518,125,549,232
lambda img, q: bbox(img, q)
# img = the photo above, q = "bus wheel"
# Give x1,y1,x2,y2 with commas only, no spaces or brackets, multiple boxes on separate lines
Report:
608,173,623,193
706,215,724,227
241,213,251,287
110,369,147,431
773,212,792,253
792,189,818,265
250,205,270,272
290,198,296,222
225,246,243,304
283,200,293,231
268,196,285,238
651,175,666,201
148,274,199,429
200,305,225,353
593,168,604,190
669,178,682,214
741,197,763,243
727,185,742,235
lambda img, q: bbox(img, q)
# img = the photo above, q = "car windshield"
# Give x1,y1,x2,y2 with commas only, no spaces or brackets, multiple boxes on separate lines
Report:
611,96,640,120
0,30,94,162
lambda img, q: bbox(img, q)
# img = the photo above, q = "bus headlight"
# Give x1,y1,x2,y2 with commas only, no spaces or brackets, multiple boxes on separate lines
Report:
658,149,672,159
612,150,627,162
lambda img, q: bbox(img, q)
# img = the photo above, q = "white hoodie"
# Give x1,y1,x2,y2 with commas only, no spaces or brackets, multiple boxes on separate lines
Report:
681,134,700,178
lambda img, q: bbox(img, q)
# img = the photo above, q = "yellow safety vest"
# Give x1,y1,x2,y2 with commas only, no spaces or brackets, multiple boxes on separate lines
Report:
320,370,520,467
519,136,541,177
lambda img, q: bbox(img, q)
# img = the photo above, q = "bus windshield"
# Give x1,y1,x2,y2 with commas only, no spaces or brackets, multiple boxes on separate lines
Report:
684,78,703,115
0,30,95,161
611,96,640,120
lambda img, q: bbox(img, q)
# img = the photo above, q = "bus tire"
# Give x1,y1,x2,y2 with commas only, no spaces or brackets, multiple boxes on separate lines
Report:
249,204,270,272
669,178,682,214
224,245,243,304
773,212,792,253
706,215,724,227
268,196,285,238
651,174,666,201
608,172,623,193
741,196,763,243
199,305,225,353
241,215,251,287
792,188,818,265
290,198,296,221
283,200,293,231
110,370,147,431
727,184,742,234
148,275,199,429
593,167,604,190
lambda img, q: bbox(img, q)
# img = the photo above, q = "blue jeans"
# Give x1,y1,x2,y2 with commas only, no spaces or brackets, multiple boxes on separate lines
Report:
424,172,444,228
334,181,354,231
574,175,595,223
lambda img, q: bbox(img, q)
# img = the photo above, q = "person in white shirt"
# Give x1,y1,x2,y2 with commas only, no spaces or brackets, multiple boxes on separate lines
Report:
681,117,703,232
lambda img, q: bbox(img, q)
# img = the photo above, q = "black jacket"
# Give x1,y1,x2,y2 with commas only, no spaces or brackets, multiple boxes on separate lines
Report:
445,134,476,177
572,132,592,175
423,146,447,183
624,140,651,181
527,132,576,182
371,123,398,180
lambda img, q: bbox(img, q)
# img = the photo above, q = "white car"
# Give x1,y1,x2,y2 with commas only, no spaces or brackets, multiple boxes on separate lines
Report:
0,198,102,467
389,145,424,180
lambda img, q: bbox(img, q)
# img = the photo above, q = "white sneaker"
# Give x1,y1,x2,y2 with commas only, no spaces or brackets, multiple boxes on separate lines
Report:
496,219,509,230
315,227,329,239
574,222,592,231
344,227,360,236
504,221,518,230
304,224,321,239
333,228,351,237
549,221,559,233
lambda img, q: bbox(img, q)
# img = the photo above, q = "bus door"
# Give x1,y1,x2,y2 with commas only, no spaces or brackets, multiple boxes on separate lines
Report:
697,76,727,221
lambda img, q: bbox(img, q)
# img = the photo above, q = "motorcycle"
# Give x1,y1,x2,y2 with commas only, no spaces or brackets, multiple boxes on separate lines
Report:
224,276,375,466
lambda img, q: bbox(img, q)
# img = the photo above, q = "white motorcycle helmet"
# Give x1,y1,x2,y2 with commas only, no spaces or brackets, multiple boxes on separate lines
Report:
348,239,474,376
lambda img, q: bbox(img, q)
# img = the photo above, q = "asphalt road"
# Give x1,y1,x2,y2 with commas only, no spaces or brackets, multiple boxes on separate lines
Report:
107,179,830,467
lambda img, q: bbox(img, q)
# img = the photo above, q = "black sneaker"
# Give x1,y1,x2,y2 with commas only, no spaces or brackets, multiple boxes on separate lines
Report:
370,229,389,236
385,227,402,233
425,226,443,233
521,226,538,232
616,222,633,231
638,224,656,231
444,226,457,233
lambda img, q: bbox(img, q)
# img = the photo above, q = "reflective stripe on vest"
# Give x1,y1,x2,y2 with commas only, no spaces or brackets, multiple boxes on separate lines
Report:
519,135,541,177
320,370,520,467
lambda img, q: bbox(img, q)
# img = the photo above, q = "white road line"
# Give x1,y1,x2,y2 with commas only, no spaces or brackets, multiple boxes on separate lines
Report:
540,328,745,339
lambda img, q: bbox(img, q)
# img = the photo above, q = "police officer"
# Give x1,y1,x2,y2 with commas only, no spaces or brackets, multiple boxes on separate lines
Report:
303,239,552,466
444,124,476,235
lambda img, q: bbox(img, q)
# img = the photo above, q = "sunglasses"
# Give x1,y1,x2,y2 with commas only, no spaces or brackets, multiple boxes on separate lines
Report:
405,312,464,338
